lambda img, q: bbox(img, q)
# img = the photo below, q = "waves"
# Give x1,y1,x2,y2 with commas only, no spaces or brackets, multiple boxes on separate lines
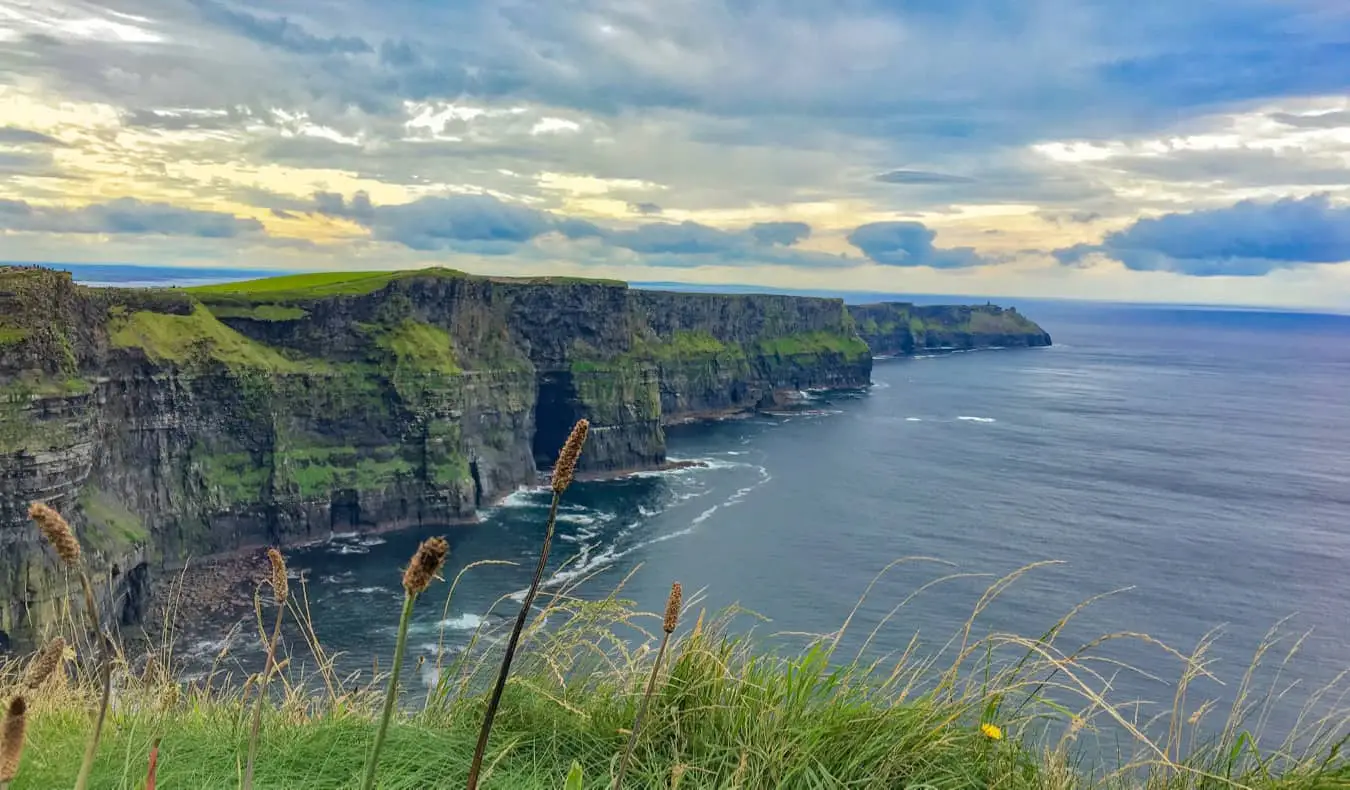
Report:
956,416,996,423
321,533,388,555
487,451,780,602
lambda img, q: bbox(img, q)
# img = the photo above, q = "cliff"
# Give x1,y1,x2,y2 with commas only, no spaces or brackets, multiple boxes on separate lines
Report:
0,266,870,649
848,302,1052,356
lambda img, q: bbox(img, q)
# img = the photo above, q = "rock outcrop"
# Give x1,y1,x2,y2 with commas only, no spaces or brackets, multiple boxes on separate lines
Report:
848,302,1052,356
0,266,871,648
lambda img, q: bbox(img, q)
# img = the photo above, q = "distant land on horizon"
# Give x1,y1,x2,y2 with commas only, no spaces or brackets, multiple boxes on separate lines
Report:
5,261,1345,317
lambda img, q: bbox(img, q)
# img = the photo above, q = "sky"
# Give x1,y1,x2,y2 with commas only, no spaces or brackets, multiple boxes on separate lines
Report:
2,0,1350,307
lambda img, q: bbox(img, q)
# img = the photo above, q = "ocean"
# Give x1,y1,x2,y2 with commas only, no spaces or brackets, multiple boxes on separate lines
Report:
174,298,1350,746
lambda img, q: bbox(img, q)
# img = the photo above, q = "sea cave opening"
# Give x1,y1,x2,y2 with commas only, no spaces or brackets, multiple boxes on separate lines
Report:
533,370,584,469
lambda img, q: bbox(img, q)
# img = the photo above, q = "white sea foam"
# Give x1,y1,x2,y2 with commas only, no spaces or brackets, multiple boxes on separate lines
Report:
331,530,359,540
326,543,369,555
957,416,996,423
906,417,923,422
536,463,774,591
184,634,240,659
438,613,488,631
496,486,548,509
339,586,390,595
556,513,598,526
356,536,386,547
691,504,721,526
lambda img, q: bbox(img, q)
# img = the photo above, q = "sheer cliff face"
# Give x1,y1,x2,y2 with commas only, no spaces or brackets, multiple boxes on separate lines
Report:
848,302,1052,356
0,267,870,648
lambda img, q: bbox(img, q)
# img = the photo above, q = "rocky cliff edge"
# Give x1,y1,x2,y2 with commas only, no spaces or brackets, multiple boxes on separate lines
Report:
0,266,871,648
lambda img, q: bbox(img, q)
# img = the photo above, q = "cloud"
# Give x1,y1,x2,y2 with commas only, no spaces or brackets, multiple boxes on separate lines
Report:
190,0,372,55
363,195,554,249
0,198,263,238
605,221,742,255
748,221,810,246
874,170,974,185
313,190,376,223
1037,210,1103,225
847,221,985,269
1269,110,1350,129
301,190,840,265
628,202,663,215
0,127,64,146
1055,194,1350,276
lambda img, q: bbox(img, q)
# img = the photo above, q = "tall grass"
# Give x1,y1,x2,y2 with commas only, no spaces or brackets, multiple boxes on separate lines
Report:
5,476,1347,789
1,552,1344,789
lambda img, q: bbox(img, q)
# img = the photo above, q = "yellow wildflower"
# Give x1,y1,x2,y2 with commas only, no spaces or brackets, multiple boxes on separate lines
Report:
980,722,1003,740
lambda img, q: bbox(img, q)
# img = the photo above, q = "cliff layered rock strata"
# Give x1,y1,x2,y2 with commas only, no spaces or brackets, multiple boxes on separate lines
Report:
0,266,871,648
848,302,1052,356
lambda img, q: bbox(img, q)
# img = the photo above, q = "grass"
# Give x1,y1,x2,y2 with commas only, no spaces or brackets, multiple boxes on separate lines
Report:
187,271,430,300
755,330,871,361
360,319,462,377
3,553,1346,790
187,268,625,305
77,490,148,554
108,306,327,373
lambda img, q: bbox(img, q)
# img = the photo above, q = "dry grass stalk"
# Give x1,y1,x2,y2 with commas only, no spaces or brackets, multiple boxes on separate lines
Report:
551,418,589,493
613,582,682,789
0,697,27,787
663,582,682,635
29,500,109,790
28,501,80,567
267,547,288,605
467,418,588,790
361,537,449,790
244,547,290,790
25,637,65,689
403,537,449,596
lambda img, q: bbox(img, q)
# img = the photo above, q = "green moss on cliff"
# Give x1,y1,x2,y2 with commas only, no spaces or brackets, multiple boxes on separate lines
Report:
0,328,28,346
198,450,270,506
362,319,461,376
756,331,870,361
79,489,149,553
569,361,662,424
636,330,742,360
276,444,417,498
110,305,326,372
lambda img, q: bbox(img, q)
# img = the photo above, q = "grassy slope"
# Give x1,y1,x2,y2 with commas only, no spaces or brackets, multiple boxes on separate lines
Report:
108,305,328,372
5,584,1346,790
188,268,627,305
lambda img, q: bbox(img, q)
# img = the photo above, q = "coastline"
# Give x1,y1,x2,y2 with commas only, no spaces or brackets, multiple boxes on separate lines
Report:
137,458,712,641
